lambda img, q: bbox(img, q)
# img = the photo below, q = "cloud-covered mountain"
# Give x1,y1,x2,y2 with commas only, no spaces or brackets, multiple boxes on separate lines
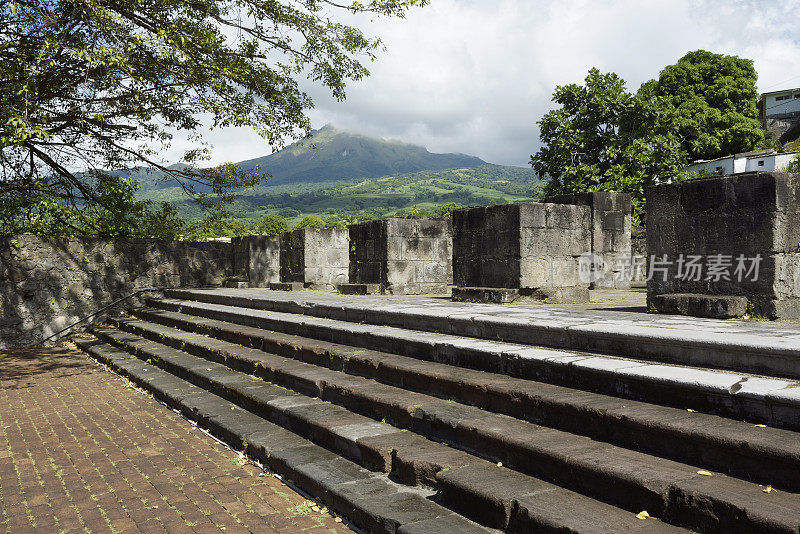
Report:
234,124,486,186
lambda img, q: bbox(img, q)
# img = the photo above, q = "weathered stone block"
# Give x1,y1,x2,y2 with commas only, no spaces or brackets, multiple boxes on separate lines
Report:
231,235,280,287
348,218,452,294
453,202,591,302
543,191,633,289
646,171,800,319
279,229,349,289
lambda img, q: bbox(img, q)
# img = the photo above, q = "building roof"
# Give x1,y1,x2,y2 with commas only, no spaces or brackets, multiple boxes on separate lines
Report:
687,150,799,167
760,87,800,98
688,149,777,165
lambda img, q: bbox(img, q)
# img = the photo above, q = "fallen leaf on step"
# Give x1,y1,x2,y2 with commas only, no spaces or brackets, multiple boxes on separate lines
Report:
312,506,320,512
335,517,343,523
636,511,650,520
696,470,713,476
763,485,775,493
754,424,767,428
686,409,696,413
496,462,503,467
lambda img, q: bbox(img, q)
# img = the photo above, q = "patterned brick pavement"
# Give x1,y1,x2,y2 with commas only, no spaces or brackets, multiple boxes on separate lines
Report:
0,344,351,534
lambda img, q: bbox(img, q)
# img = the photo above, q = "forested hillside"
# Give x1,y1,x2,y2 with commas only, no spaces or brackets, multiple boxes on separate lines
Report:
138,164,540,225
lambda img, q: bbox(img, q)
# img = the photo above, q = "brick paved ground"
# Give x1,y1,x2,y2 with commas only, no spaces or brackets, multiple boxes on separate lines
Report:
0,344,352,534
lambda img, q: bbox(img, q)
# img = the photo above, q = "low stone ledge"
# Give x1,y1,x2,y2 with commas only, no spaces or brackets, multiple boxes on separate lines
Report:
269,282,307,291
452,286,589,304
650,293,749,319
452,287,522,304
336,283,382,295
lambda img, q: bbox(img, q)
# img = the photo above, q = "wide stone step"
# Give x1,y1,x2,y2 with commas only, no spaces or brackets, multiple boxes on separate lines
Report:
98,318,800,534
73,338,488,534
147,296,800,430
162,288,800,379
129,305,800,493
79,330,681,534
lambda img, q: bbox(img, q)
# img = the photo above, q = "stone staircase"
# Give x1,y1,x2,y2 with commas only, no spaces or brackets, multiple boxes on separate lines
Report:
74,289,800,533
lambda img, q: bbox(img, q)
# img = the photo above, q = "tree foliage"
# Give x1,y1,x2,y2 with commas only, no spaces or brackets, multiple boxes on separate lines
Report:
182,213,288,240
531,51,765,224
531,68,688,222
646,50,764,161
0,171,184,237
251,214,289,235
294,214,326,229
785,154,800,174
0,0,427,236
437,202,461,217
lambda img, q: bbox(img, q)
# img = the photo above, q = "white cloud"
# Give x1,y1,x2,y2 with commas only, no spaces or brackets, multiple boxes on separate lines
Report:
163,0,800,168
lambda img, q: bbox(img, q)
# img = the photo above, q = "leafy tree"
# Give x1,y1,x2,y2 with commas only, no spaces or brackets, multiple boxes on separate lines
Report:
531,68,688,223
183,217,253,240
437,202,462,217
0,171,183,237
785,154,800,174
646,50,764,160
251,214,289,236
1,0,427,236
295,215,326,229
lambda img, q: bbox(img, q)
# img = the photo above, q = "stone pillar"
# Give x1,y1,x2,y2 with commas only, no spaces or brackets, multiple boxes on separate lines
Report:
543,191,632,289
231,235,280,287
346,217,452,295
647,171,800,319
630,226,648,286
452,202,591,303
278,228,349,289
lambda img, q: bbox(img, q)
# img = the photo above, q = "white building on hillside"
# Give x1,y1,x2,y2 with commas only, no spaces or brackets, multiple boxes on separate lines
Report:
685,149,798,176
760,88,800,121
759,88,800,140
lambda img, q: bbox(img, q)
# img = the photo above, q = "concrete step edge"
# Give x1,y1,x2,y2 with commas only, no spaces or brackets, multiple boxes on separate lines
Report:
160,288,800,379
128,304,800,493
76,334,683,533
147,296,800,431
101,318,800,534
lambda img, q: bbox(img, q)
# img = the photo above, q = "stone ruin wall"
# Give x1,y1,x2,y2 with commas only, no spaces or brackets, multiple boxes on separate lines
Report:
453,202,591,301
0,234,232,348
647,171,800,318
232,235,280,287
543,192,632,289
348,217,452,294
279,228,349,289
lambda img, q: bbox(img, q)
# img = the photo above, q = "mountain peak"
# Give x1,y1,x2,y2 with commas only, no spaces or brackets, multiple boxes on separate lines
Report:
237,127,486,186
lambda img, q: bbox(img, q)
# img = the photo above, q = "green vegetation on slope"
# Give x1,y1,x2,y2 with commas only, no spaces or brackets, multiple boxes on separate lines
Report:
138,163,541,228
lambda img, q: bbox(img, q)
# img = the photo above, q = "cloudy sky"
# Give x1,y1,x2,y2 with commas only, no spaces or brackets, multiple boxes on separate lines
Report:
169,0,800,168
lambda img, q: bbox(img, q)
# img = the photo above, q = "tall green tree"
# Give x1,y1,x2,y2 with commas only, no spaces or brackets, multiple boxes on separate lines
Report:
0,0,427,236
646,50,764,160
531,68,687,222
295,214,326,229
252,214,289,236
437,202,462,217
